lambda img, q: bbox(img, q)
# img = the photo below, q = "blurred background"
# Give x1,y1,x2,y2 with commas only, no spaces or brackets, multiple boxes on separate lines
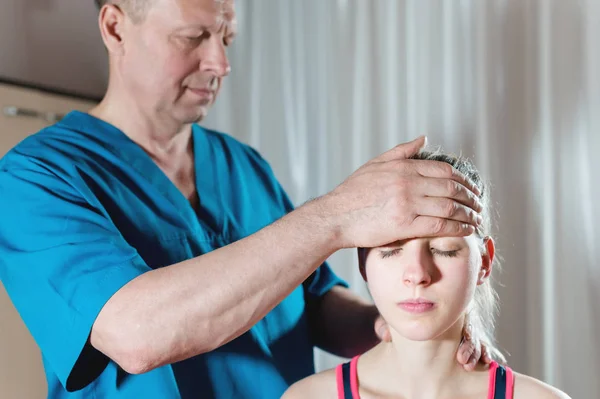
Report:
0,0,598,398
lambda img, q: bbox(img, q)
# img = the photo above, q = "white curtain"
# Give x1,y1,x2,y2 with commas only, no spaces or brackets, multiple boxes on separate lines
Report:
204,1,600,397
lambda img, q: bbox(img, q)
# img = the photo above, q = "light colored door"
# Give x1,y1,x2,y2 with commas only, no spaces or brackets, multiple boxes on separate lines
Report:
0,82,96,399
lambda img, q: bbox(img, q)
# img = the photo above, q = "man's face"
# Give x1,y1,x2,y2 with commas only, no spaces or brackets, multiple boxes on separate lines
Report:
118,0,236,124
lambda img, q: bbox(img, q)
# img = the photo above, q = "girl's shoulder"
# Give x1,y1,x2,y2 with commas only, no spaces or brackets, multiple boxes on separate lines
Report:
281,367,338,399
512,371,571,399
281,361,572,399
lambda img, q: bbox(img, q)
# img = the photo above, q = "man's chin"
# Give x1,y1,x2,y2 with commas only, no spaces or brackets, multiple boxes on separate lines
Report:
179,106,209,125
190,113,206,124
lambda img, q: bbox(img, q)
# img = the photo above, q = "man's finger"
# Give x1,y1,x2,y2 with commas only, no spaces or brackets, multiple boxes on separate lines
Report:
462,321,473,340
411,216,476,238
464,353,478,371
481,345,493,364
414,197,482,227
411,160,482,197
416,177,483,213
379,327,392,342
375,136,427,163
471,339,482,365
457,338,475,365
374,316,392,342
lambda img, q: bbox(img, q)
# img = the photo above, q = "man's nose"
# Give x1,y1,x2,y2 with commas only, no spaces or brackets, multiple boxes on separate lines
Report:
199,37,231,78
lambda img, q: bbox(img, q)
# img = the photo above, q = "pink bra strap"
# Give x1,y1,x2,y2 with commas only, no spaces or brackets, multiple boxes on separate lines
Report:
505,365,515,399
335,356,361,399
335,363,345,399
339,357,512,399
487,361,500,399
350,355,360,398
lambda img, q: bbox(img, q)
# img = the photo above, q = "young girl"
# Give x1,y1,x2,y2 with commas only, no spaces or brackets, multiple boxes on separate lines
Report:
283,151,570,399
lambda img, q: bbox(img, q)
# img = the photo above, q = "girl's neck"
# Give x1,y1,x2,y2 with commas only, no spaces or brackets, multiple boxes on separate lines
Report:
359,316,487,399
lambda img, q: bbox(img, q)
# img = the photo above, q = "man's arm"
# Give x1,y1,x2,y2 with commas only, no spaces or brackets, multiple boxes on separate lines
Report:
91,198,340,374
308,286,380,358
91,137,484,374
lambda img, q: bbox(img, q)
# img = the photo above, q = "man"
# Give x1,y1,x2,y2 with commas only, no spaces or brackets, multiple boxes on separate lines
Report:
0,0,488,397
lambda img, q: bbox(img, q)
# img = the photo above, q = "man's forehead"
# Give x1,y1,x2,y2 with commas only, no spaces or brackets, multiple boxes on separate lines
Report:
210,0,235,17
172,0,235,21
154,0,235,34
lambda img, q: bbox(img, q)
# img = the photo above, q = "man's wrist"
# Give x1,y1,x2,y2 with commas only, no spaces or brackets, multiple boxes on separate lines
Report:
294,194,346,252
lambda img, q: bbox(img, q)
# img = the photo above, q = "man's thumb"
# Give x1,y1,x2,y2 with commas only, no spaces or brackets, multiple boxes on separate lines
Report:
378,135,427,162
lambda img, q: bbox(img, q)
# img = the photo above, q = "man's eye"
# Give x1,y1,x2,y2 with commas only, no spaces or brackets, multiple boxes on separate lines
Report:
380,248,402,259
185,32,209,42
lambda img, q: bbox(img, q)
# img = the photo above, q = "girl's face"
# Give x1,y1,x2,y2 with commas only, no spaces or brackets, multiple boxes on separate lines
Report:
363,235,494,341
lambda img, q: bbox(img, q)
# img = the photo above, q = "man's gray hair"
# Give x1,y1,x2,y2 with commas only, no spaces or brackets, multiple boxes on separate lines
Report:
94,0,153,23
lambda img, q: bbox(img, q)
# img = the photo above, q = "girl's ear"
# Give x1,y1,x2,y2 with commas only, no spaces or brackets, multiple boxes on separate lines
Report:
478,237,495,284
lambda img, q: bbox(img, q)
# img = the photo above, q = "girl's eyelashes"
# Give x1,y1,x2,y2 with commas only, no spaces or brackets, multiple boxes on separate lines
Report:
378,247,461,259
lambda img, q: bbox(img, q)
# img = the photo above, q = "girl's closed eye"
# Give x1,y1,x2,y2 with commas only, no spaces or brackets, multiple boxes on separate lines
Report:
379,248,403,259
431,248,460,257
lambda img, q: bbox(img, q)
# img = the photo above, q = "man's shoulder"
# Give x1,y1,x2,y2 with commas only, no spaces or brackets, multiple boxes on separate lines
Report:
513,371,572,399
1,119,87,168
281,367,338,399
195,125,273,171
1,129,58,171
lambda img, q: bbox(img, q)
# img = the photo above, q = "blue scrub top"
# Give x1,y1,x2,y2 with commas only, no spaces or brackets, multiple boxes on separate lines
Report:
0,111,346,399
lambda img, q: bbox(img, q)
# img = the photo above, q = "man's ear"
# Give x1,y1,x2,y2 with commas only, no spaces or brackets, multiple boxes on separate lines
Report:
98,3,128,55
478,237,495,284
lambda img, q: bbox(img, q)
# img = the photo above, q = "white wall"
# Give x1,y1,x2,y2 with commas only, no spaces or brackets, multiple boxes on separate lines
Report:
0,0,107,98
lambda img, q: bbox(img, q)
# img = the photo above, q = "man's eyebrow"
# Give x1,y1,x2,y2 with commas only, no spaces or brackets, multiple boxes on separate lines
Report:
173,24,211,32
177,19,236,32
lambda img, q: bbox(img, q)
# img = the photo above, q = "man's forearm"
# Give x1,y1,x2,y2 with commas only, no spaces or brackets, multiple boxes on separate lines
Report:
310,286,380,359
91,197,341,374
